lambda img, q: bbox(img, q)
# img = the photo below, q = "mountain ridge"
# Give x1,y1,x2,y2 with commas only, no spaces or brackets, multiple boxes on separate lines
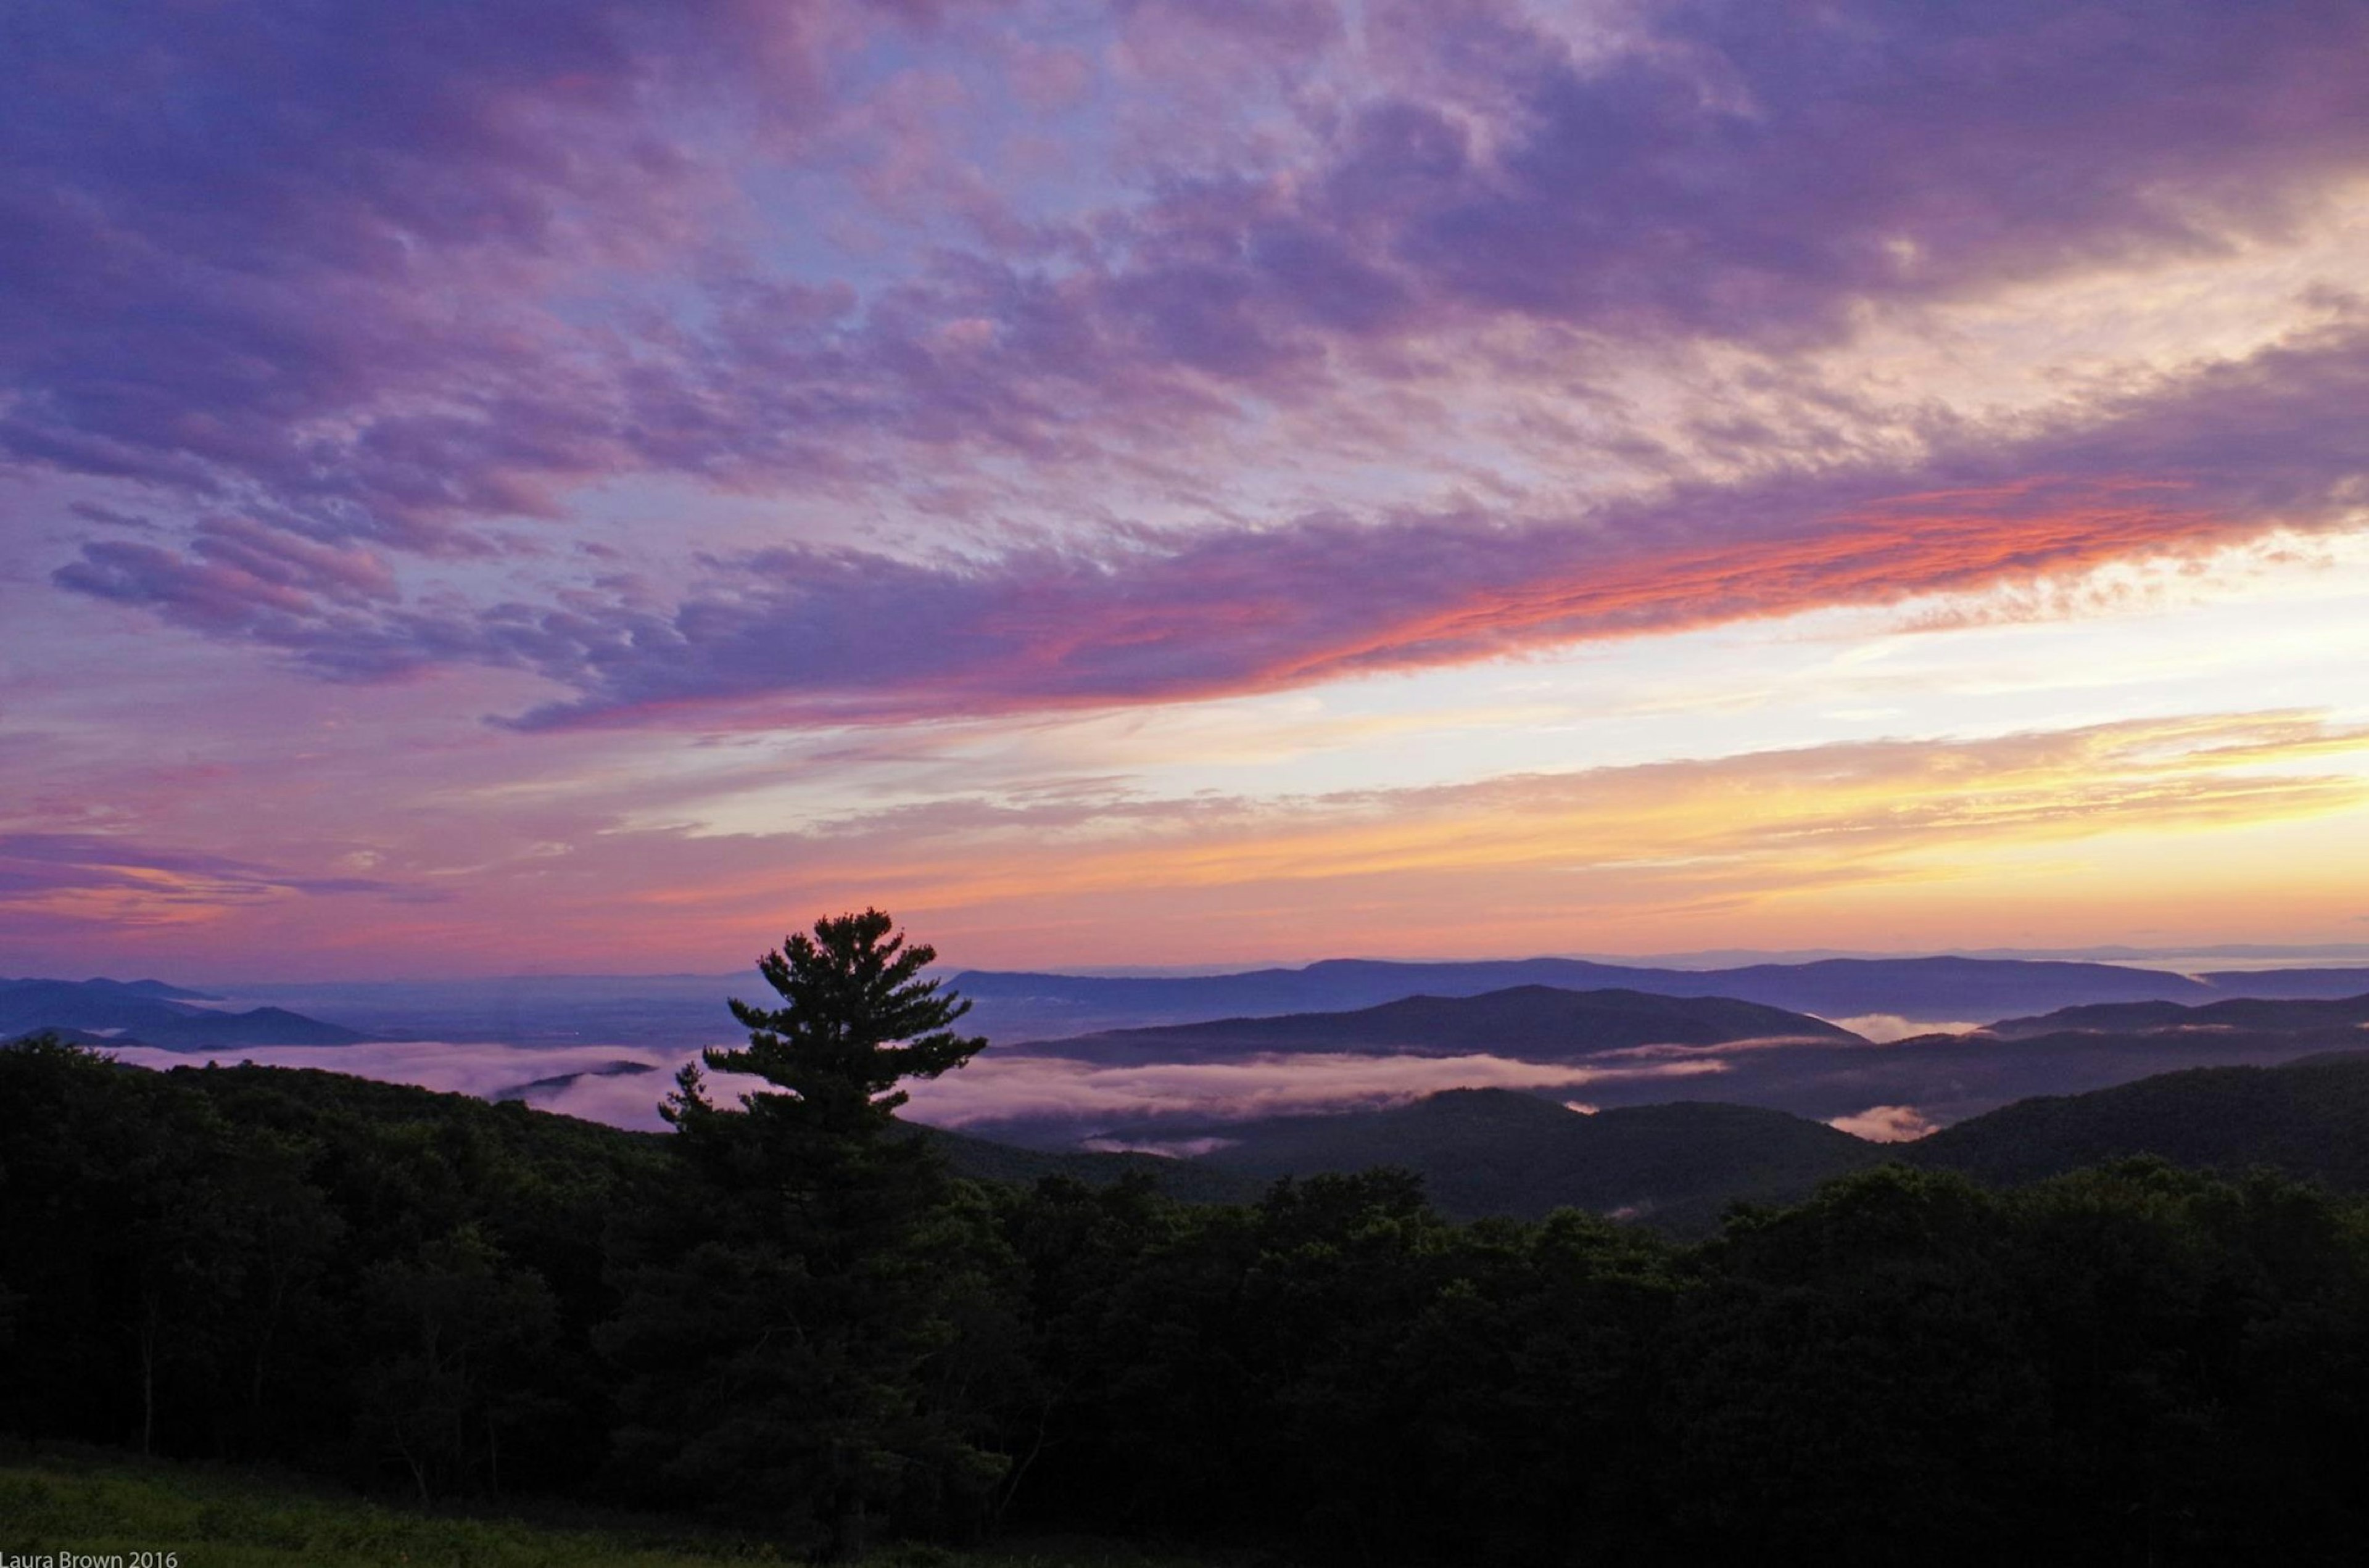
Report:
0,978,373,1047
1008,984,1863,1063
1987,992,2369,1040
950,954,2244,1040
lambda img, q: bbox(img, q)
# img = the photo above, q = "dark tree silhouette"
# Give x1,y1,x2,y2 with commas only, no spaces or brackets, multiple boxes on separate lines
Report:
612,910,1003,1560
673,906,985,1130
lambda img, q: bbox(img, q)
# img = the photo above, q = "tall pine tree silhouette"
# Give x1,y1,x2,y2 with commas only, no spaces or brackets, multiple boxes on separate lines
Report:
608,910,1000,1559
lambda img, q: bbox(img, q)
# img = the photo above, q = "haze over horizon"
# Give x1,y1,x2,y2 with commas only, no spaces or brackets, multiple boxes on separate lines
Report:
7,0,2369,981
42,938,2369,992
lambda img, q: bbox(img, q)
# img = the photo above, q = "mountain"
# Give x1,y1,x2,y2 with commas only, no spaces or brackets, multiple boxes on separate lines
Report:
959,1004,2352,1150
1905,1052,2369,1190
138,1006,376,1048
226,972,744,1047
920,1124,1266,1203
0,979,210,1035
0,978,373,1047
91,976,222,1001
196,959,2369,1053
4,1026,136,1050
1102,1087,1881,1228
0,975,221,1001
1013,985,1861,1064
951,954,2222,1040
1987,992,2369,1040
492,1058,661,1103
1093,1052,2369,1231
2195,966,2369,999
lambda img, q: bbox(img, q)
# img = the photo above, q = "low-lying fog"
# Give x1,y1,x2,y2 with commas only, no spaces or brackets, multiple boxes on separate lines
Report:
107,1013,2353,1152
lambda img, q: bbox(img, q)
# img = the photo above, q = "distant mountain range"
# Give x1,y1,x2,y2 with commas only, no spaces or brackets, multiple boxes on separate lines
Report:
1011,985,1861,1064
0,975,221,1002
227,972,744,1047
56,995,2369,1231
935,982,2360,1147
134,955,2369,1052
1985,991,2369,1040
953,955,2369,1040
0,976,373,1048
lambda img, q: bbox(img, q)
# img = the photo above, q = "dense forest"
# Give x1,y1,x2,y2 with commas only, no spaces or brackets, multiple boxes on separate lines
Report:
8,924,2369,1565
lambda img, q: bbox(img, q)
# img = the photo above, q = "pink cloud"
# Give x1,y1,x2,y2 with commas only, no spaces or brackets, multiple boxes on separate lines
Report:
59,320,2365,727
1829,1104,1938,1142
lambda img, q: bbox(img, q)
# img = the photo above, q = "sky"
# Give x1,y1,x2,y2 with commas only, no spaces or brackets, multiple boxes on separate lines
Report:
5,0,2369,982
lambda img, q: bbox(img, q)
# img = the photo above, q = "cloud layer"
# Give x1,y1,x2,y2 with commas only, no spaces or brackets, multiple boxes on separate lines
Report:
102,1038,1723,1135
8,0,2369,981
12,0,2369,728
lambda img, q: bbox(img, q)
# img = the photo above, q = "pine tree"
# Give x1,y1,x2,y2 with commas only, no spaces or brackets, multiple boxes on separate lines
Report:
608,910,1004,1560
673,905,985,1136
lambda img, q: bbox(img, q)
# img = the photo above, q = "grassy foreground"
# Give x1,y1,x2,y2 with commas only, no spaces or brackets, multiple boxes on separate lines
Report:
0,1452,1226,1568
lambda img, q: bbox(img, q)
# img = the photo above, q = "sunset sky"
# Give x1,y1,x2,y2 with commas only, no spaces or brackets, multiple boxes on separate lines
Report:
6,0,2369,981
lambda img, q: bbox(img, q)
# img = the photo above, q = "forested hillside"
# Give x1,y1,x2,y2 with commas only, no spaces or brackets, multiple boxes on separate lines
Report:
1128,1087,1882,1224
9,1033,2369,1565
1909,1051,2369,1187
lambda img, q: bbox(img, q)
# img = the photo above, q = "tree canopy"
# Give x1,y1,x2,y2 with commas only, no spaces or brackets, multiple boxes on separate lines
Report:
668,907,985,1132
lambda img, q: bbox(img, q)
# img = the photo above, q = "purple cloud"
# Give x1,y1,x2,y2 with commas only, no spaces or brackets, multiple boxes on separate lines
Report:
6,0,2363,543
1343,0,2369,340
48,318,2369,725
0,0,845,543
0,834,432,905
8,0,2368,739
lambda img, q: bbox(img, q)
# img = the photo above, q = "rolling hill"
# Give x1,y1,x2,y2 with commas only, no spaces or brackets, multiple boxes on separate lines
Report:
1905,1051,2369,1189
1986,992,2369,1039
1120,1052,2369,1230
1099,1087,1882,1226
1012,984,1861,1063
2194,966,2369,999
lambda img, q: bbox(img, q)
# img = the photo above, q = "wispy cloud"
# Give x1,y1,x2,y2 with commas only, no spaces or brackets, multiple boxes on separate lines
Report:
1828,1104,1938,1142
9,1,2369,977
101,1038,1722,1133
15,0,2369,728
50,328,2369,727
0,833,433,932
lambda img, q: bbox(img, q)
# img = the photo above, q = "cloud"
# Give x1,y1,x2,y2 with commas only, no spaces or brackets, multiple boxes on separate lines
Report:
99,1038,1723,1133
1829,1015,1982,1044
11,0,2367,608
49,313,2369,725
1828,1104,1938,1142
0,833,441,936
14,0,2369,983
54,518,399,656
1583,1037,1864,1066
11,701,2352,978
763,709,2369,914
0,834,410,898
1079,1135,1241,1158
1352,0,2369,340
897,1050,1725,1129
107,1039,680,1112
